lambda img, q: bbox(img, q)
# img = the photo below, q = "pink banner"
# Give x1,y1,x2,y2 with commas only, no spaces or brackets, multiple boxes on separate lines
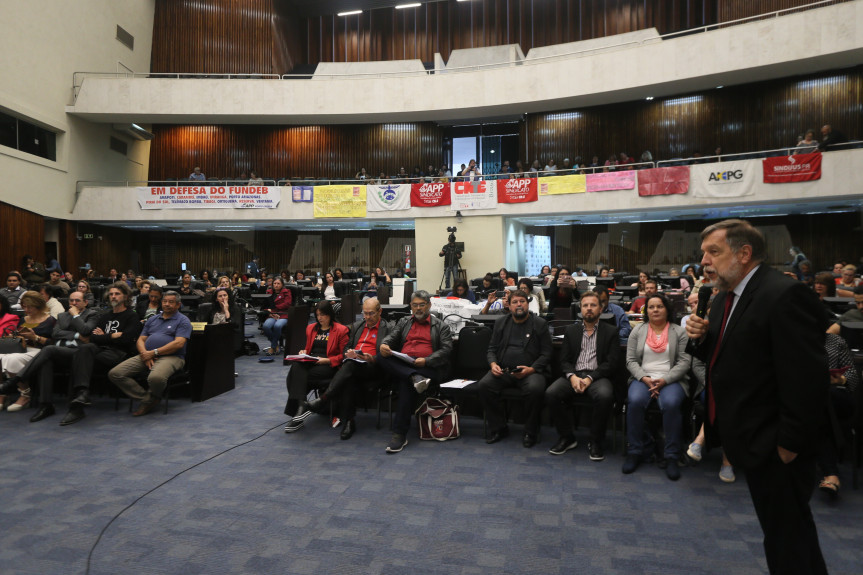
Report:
637,167,690,197
586,170,636,192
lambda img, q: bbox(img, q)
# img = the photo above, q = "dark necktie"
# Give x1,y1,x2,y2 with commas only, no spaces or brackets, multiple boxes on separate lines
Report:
708,292,735,425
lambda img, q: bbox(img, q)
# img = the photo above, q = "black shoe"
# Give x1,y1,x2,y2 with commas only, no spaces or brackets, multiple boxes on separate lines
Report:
305,396,325,413
60,407,86,426
665,460,681,481
588,441,605,462
29,404,56,423
385,433,408,453
548,437,578,455
340,419,356,440
70,388,91,407
622,454,641,474
522,433,538,448
485,426,510,444
0,377,20,395
293,406,313,422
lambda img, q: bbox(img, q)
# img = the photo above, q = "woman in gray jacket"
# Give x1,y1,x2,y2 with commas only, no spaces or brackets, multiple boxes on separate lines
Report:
622,293,691,480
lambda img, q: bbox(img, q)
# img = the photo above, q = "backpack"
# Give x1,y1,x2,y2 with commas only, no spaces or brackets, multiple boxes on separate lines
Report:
415,397,460,441
242,340,260,356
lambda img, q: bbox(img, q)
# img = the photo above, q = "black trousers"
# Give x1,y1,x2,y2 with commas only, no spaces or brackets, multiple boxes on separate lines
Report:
21,344,127,405
477,371,546,436
545,375,614,443
284,362,337,416
744,453,828,575
324,360,381,421
377,355,439,436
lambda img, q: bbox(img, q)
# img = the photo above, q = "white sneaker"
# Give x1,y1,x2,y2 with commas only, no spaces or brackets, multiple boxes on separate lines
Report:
686,442,703,462
719,464,736,483
413,377,430,394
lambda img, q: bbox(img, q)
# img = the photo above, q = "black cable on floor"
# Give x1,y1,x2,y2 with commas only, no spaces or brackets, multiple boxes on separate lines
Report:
85,420,289,575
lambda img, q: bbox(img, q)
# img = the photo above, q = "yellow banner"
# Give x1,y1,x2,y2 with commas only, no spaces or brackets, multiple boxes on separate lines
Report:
313,185,367,218
538,174,586,196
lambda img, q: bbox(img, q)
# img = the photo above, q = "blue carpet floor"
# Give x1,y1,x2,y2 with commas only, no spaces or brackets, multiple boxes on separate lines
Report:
1,332,861,575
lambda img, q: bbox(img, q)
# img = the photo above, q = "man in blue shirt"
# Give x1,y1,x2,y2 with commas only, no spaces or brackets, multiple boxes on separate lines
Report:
594,286,631,344
108,291,192,416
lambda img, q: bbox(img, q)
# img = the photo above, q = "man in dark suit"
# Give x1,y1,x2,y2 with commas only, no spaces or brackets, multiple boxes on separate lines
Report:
545,291,621,461
477,290,553,448
303,297,391,440
685,219,829,575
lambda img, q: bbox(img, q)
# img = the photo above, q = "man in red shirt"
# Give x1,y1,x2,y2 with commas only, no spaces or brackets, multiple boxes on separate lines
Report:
303,298,391,440
378,290,453,453
629,279,658,314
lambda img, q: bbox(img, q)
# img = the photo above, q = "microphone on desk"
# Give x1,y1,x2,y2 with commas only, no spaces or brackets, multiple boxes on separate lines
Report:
695,285,713,319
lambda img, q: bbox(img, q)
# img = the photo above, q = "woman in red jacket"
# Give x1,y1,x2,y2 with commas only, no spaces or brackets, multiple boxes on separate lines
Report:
283,300,349,432
262,277,292,355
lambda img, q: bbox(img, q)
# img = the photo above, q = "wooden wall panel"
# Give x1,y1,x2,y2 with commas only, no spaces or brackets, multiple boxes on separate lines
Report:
524,67,863,168
148,123,444,182
0,202,45,282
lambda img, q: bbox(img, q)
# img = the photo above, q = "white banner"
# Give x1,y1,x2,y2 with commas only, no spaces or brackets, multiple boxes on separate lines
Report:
451,179,497,211
690,161,756,198
136,185,281,209
366,184,411,211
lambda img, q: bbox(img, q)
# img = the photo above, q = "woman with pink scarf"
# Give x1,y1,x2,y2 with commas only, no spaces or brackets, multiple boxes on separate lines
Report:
622,293,692,480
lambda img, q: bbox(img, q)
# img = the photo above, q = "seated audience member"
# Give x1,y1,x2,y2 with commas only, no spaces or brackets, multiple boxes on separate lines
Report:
294,270,306,283
248,170,264,185
622,293,692,481
683,265,702,291
57,282,141,424
796,129,819,153
518,277,546,313
177,272,205,297
48,270,71,296
261,277,292,355
476,273,495,298
594,286,631,343
0,296,19,335
835,265,860,297
283,301,349,432
199,270,215,291
374,267,392,285
618,151,635,166
542,266,558,287
547,266,581,312
819,123,847,151
9,291,99,422
355,167,368,180
0,291,56,411
137,285,163,322
446,278,476,303
21,255,46,286
481,289,511,315
1,272,25,308
479,290,552,448
668,268,690,291
378,290,453,453
108,291,192,416
817,333,860,498
632,271,650,296
302,298,391,440
814,272,838,319
827,284,863,334
204,287,242,332
597,267,610,278
76,280,96,307
189,166,206,181
362,270,381,302
832,262,845,276
545,292,621,461
39,284,65,319
529,159,541,174
628,280,659,315
333,268,345,282
321,272,338,300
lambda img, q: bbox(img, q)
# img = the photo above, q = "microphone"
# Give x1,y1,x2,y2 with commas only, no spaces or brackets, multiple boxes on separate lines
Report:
695,285,712,319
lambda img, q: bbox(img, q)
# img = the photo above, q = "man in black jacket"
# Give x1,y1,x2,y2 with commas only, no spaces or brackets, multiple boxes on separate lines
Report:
478,290,553,448
545,291,621,461
304,298,391,440
685,219,828,575
379,290,453,454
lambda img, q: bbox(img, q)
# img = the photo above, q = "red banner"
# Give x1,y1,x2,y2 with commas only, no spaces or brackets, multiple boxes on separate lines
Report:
762,152,822,183
498,178,538,203
410,182,451,207
637,166,690,196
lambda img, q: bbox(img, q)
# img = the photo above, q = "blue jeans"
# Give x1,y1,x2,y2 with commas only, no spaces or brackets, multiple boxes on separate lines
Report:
626,379,686,459
443,266,458,289
262,317,288,350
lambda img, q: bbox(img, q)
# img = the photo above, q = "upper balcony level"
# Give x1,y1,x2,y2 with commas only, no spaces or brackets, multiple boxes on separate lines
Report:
66,1,863,125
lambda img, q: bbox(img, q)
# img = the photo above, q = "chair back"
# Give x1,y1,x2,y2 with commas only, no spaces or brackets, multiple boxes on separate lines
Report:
455,325,492,380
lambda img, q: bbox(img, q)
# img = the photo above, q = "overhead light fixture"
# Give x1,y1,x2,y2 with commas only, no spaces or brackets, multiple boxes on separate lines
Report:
716,85,724,89
337,10,362,16
645,96,654,101
395,3,421,8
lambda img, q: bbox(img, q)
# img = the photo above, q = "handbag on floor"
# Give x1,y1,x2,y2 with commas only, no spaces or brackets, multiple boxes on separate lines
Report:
415,397,460,441
0,336,25,355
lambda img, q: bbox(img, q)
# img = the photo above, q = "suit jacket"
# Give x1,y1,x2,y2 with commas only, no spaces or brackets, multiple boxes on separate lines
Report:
560,321,621,385
689,265,828,468
626,322,691,396
486,313,552,377
303,322,350,368
345,318,392,357
51,308,100,345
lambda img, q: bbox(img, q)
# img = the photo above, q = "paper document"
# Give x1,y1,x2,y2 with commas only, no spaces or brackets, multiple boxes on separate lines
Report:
284,354,320,362
390,350,416,365
440,379,475,389
346,356,368,364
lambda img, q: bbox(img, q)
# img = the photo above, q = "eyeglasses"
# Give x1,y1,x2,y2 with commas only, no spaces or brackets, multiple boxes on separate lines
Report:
410,302,429,308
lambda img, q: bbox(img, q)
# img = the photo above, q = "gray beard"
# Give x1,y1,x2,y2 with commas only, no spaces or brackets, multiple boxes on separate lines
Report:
110,299,121,309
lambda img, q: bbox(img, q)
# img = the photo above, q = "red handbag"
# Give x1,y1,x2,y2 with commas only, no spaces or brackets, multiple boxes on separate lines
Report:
415,397,460,441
